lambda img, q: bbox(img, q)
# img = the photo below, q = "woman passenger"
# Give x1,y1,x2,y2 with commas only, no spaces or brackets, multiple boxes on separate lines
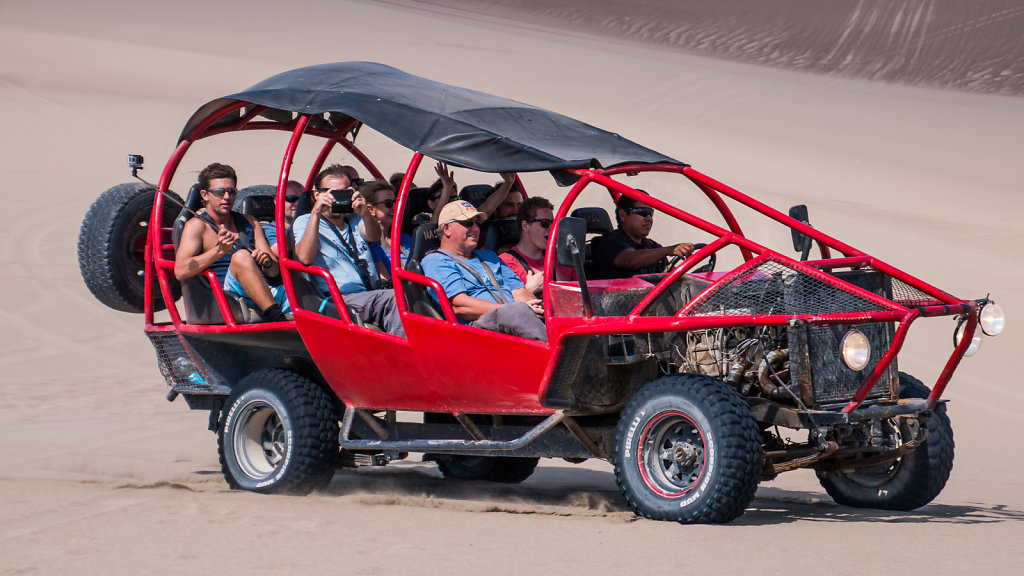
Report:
363,180,413,282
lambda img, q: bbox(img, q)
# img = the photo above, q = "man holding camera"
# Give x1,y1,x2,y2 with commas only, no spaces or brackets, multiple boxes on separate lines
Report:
293,164,405,337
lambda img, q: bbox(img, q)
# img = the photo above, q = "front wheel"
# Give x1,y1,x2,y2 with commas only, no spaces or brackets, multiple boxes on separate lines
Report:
816,372,954,510
218,369,339,494
613,374,762,524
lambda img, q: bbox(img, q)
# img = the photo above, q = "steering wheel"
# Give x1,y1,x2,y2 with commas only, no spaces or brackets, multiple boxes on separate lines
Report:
663,243,716,274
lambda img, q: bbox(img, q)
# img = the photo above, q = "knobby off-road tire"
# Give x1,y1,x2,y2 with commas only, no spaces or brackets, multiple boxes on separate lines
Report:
78,182,182,313
816,372,954,511
614,374,762,524
218,369,340,494
435,455,540,484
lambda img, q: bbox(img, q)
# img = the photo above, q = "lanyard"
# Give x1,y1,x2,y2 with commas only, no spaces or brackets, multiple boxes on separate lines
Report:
325,216,375,291
436,250,509,305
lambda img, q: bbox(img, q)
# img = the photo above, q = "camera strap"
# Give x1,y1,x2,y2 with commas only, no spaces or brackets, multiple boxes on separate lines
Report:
325,216,376,291
435,250,509,305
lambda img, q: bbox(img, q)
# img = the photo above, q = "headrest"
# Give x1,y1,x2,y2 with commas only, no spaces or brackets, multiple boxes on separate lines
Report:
294,189,315,218
241,195,276,222
570,207,614,236
172,184,204,249
482,218,519,251
401,187,433,235
407,222,440,267
457,183,496,208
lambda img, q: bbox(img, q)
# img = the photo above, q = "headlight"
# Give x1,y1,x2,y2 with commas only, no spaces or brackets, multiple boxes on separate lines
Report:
955,320,981,356
980,302,1005,336
841,328,871,371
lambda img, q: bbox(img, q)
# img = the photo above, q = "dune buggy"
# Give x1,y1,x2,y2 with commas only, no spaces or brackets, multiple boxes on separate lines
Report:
78,62,1004,523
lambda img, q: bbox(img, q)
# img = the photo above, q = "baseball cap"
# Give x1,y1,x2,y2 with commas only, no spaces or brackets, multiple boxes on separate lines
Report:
439,200,487,224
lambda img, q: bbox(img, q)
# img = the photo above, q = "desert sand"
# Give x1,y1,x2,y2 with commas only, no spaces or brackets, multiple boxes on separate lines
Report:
1,0,1023,574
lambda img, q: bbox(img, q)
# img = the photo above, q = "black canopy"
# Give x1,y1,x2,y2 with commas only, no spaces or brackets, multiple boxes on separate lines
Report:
179,62,682,182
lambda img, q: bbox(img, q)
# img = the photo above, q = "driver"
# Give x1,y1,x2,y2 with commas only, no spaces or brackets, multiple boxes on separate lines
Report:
592,192,694,279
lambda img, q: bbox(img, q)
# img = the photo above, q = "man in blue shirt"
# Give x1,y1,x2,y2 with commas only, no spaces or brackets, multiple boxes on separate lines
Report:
292,165,404,337
422,200,546,342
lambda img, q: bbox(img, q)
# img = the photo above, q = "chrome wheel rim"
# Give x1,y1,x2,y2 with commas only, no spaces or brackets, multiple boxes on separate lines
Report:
233,400,286,481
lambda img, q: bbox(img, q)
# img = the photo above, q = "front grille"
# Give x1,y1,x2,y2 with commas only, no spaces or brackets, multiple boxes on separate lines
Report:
146,330,219,393
789,322,897,406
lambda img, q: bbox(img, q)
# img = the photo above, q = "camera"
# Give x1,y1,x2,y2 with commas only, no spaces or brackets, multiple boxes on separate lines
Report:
330,189,355,214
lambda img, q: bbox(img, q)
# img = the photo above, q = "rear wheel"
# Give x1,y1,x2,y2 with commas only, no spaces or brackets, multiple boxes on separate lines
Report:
218,369,339,494
434,455,539,483
78,183,182,312
816,372,954,510
613,373,762,524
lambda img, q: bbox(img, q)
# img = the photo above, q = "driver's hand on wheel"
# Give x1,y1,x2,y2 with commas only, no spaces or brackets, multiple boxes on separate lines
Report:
671,243,695,259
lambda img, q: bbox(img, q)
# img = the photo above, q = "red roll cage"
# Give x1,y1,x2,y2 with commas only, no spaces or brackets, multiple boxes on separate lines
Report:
143,101,978,415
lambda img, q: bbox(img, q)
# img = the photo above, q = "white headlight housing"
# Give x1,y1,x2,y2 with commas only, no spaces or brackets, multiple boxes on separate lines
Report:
840,328,871,371
980,302,1005,336
955,321,981,356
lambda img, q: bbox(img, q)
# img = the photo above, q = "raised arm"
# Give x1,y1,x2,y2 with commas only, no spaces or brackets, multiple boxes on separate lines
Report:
478,172,515,217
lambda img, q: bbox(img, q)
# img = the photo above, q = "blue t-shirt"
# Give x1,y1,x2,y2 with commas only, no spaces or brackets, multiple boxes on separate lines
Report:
292,213,379,295
261,222,277,247
369,233,413,269
421,249,525,307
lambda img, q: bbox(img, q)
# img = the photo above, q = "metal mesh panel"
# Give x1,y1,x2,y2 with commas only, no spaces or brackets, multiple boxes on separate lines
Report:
146,331,216,393
687,258,889,317
795,324,896,405
888,276,943,307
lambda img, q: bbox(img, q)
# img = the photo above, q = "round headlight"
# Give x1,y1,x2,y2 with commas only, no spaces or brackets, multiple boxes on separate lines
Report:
980,302,1005,336
841,328,871,371
955,321,982,356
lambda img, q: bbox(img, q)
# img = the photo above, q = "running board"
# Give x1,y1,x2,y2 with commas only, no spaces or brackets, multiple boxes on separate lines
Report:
338,407,566,453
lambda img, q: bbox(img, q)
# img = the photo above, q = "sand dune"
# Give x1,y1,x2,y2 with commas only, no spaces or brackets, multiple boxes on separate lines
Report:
422,0,1024,95
2,0,1023,574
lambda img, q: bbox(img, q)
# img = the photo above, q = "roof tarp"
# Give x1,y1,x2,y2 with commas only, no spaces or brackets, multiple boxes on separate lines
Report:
179,62,683,180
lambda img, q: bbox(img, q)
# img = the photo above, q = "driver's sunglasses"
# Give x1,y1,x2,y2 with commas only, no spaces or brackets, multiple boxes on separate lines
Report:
373,199,395,209
450,219,479,228
628,207,655,217
526,218,553,229
284,195,301,203
205,187,238,197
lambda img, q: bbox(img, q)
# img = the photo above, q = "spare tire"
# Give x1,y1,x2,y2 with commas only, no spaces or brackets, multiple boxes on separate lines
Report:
78,182,183,313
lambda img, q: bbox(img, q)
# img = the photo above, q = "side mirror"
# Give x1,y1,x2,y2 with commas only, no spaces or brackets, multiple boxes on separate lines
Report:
556,217,587,267
788,204,809,251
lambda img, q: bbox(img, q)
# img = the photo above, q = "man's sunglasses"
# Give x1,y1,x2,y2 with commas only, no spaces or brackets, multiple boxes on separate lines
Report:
205,187,238,197
373,199,395,209
526,218,553,229
627,207,655,217
449,219,479,228
285,195,301,203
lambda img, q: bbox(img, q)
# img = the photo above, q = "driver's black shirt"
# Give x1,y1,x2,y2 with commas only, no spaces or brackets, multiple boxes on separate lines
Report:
592,228,666,279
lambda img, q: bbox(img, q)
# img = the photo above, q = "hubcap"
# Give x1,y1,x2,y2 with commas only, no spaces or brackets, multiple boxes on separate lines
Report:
233,400,287,480
638,411,707,498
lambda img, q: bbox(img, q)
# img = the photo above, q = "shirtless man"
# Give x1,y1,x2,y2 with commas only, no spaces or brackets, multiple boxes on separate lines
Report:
174,163,288,322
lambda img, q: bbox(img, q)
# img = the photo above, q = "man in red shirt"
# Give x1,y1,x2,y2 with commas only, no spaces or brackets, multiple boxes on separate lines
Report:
499,196,576,297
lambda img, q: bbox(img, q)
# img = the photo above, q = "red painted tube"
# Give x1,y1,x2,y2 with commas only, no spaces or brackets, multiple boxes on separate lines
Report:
842,309,921,413
928,305,977,409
